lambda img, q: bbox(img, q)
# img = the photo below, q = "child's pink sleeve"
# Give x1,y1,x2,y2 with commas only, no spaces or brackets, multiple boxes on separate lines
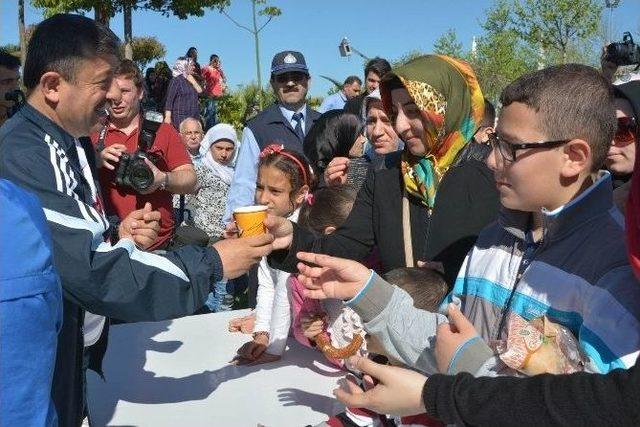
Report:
289,275,322,348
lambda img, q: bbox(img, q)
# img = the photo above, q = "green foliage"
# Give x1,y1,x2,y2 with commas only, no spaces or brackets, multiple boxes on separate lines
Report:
0,44,21,56
469,0,538,104
130,36,166,71
392,49,426,67
216,83,275,130
433,28,464,59
512,0,602,63
31,0,230,21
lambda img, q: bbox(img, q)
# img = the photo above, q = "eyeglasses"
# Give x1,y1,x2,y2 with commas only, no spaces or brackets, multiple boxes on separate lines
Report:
274,72,308,84
488,133,570,163
614,116,637,146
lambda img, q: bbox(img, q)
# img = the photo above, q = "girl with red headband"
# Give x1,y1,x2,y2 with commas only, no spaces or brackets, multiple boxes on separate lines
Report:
233,144,315,364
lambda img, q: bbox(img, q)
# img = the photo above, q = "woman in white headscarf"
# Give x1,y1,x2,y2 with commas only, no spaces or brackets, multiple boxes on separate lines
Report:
185,123,238,240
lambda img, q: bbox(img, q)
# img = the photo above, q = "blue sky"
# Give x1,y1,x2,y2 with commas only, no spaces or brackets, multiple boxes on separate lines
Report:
1,0,639,97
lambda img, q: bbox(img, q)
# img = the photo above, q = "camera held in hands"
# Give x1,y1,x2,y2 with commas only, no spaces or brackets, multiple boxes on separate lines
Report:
114,111,163,193
606,32,640,67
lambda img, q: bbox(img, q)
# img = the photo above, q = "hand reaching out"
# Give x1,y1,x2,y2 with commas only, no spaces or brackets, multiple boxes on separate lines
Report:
296,252,372,301
334,356,427,416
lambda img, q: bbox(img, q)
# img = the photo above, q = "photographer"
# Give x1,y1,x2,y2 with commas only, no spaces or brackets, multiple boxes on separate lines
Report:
0,50,21,127
601,31,640,84
93,59,197,251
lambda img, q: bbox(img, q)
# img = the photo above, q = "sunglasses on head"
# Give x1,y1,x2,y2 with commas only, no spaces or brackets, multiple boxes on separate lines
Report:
274,72,307,84
614,116,638,145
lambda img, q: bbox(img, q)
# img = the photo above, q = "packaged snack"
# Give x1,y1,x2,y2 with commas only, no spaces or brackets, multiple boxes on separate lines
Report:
494,313,586,376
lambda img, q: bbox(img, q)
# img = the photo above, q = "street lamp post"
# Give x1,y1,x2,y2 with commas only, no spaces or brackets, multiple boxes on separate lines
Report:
605,0,621,43
339,37,370,61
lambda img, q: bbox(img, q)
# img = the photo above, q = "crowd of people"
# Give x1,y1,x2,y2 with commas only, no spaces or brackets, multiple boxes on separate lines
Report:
1,11,640,427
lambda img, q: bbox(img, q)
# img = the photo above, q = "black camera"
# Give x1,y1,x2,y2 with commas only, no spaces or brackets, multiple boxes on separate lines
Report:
5,89,26,118
606,32,640,67
114,111,163,193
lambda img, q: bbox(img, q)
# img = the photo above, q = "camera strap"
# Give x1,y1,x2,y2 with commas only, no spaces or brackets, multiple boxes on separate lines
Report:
95,124,108,152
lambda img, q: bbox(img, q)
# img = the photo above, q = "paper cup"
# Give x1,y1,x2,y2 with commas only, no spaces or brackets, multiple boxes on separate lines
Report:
233,205,268,237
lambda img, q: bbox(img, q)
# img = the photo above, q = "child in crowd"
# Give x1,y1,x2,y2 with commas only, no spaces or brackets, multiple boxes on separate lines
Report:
296,64,640,378
313,267,448,427
289,186,365,367
233,144,315,364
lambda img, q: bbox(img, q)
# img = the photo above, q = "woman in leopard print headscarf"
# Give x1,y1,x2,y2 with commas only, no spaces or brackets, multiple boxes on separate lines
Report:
380,55,485,209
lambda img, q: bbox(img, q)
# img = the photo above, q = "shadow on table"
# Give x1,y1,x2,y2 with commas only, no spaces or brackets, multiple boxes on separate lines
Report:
89,320,345,425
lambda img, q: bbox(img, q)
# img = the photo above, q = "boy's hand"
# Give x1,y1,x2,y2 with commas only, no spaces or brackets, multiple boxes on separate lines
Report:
296,252,371,301
435,303,479,373
264,215,293,250
301,315,325,340
334,356,427,416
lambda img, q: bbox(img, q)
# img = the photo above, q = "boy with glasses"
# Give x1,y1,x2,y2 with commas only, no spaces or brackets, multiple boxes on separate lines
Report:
292,64,640,380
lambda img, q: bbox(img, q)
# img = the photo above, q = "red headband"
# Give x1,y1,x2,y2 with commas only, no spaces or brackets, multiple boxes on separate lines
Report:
259,144,309,186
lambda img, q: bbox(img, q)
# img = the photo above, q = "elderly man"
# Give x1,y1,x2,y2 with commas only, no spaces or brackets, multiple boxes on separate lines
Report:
319,75,362,113
179,117,205,163
224,50,321,222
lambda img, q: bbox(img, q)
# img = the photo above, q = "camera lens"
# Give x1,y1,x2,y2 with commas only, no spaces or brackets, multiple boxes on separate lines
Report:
129,161,154,191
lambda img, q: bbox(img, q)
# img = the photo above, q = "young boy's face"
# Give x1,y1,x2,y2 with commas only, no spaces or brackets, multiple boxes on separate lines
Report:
487,102,577,212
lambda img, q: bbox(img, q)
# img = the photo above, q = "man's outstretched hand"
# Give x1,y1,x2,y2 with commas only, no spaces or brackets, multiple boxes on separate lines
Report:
264,215,294,250
296,252,371,301
213,234,274,279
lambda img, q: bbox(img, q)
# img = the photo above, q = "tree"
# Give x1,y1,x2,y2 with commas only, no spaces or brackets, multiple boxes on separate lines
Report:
219,0,281,106
512,0,602,64
32,0,229,58
0,44,21,56
433,28,464,59
470,0,537,104
130,36,165,71
392,49,426,67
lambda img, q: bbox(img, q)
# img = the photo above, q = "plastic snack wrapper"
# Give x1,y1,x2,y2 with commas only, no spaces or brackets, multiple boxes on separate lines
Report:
493,313,586,376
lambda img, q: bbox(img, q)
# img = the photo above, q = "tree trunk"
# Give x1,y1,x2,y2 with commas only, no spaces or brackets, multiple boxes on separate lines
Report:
18,0,26,66
94,0,111,27
124,3,133,60
252,0,262,107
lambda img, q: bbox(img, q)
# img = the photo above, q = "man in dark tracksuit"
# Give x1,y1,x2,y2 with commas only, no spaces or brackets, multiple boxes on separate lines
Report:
0,14,273,426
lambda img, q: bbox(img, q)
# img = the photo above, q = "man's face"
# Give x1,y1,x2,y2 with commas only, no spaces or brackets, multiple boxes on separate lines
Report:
271,71,309,107
108,76,142,124
365,71,381,93
486,102,568,212
180,120,203,153
0,65,20,115
210,139,235,165
343,81,361,99
606,97,636,176
56,55,121,137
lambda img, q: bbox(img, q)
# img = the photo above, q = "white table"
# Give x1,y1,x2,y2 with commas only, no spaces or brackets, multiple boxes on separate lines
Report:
87,309,346,427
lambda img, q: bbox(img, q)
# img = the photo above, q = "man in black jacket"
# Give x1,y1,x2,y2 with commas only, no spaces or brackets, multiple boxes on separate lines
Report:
0,14,273,426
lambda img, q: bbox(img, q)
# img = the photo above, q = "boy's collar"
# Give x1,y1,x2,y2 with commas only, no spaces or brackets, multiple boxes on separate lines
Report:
500,171,613,242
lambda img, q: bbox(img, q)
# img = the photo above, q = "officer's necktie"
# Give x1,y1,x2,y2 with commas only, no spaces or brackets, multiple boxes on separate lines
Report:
292,112,304,141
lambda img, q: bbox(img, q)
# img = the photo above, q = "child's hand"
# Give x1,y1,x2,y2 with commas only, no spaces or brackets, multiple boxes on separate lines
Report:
236,333,269,361
296,252,371,300
301,315,325,340
228,312,255,333
435,303,480,373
